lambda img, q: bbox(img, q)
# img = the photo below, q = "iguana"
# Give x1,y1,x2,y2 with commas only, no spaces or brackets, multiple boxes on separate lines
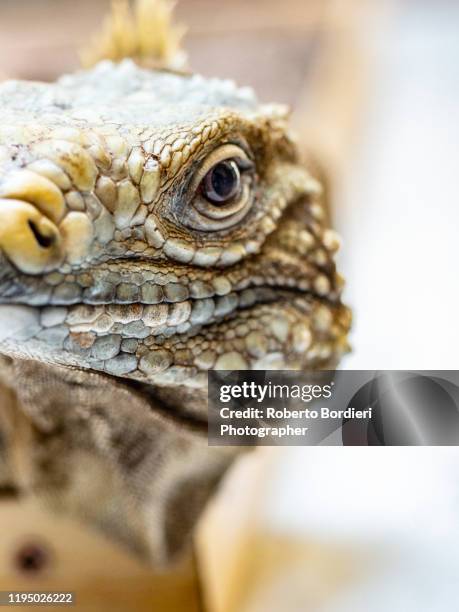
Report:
0,0,350,564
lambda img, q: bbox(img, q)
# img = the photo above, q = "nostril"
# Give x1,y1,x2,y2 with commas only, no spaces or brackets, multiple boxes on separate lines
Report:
28,219,56,249
0,198,63,274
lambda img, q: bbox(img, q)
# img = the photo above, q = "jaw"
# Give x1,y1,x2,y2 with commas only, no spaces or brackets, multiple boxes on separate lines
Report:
0,278,351,389
0,295,350,424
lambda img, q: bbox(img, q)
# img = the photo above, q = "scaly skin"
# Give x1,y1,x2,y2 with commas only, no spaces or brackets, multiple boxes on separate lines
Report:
0,61,350,411
0,59,350,560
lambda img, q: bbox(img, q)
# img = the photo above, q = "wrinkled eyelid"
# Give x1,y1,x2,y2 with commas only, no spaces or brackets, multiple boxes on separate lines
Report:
189,143,252,193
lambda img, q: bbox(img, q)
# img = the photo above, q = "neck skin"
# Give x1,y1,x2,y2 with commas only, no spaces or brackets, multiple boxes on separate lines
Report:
0,355,235,565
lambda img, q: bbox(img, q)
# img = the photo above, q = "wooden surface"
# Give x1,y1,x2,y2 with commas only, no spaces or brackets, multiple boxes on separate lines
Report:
0,498,202,612
196,449,363,612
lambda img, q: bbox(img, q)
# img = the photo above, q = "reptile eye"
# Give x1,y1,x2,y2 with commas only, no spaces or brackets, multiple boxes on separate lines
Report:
202,160,241,204
181,144,255,231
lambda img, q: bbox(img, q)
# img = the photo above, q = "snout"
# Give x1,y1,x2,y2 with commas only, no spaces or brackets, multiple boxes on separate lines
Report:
0,169,93,274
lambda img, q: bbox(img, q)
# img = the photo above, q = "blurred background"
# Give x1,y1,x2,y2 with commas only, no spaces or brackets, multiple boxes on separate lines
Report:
0,0,458,610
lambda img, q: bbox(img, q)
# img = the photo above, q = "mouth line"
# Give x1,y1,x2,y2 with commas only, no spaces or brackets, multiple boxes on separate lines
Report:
0,284,333,316
0,263,336,307
0,283,334,349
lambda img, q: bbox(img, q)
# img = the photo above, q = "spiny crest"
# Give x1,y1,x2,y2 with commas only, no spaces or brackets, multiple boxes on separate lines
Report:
80,0,187,71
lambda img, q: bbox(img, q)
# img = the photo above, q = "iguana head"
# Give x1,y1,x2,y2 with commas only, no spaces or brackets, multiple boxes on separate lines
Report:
0,60,350,413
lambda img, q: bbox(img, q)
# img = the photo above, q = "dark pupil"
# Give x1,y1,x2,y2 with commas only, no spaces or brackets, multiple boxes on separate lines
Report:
204,160,240,204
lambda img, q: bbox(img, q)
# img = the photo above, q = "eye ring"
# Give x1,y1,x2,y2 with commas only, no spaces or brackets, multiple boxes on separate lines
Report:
182,144,255,231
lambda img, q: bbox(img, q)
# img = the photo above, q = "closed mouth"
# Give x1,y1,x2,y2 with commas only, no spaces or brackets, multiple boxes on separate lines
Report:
0,263,337,341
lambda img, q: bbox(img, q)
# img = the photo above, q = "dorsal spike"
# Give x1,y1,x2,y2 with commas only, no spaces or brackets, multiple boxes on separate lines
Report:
80,0,187,71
